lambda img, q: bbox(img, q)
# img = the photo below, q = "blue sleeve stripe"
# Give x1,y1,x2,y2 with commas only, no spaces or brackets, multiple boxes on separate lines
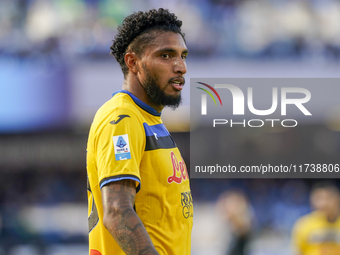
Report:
143,123,170,137
100,176,141,192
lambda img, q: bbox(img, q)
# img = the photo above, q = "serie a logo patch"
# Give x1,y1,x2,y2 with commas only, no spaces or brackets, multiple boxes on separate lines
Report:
113,134,131,161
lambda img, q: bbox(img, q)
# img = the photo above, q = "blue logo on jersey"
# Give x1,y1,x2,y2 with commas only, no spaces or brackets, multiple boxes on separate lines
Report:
116,136,127,148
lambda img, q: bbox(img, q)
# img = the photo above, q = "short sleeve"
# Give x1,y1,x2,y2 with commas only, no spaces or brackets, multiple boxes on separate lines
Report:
94,107,145,192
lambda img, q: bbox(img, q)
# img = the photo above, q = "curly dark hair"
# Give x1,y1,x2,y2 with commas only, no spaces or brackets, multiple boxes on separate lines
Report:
110,8,185,76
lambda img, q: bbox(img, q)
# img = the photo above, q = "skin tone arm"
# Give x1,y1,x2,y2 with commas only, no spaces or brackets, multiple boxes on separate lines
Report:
101,179,159,255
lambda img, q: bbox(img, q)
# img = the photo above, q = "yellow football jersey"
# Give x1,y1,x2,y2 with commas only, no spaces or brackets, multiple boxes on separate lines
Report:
87,90,193,255
292,211,340,255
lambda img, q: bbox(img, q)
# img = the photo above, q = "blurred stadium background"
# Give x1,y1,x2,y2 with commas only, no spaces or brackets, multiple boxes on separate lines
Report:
1,0,340,254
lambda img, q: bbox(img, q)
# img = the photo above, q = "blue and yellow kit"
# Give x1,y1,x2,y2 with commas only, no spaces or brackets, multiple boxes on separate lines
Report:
86,90,193,255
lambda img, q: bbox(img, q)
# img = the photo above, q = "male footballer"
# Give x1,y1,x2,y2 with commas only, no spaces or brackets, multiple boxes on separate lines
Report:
86,8,193,255
292,182,340,255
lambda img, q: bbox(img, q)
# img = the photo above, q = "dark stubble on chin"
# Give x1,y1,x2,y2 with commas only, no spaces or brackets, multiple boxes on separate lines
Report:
141,66,182,110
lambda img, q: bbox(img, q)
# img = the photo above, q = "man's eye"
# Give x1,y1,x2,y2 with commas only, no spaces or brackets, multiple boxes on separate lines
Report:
182,55,187,60
162,54,170,59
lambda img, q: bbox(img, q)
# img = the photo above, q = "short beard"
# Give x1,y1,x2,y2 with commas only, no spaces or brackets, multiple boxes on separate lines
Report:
142,67,182,110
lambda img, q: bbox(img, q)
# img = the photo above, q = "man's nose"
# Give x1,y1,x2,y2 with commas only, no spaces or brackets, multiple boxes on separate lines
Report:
173,57,187,75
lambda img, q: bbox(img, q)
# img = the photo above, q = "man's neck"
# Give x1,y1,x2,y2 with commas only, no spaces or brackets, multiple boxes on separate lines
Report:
122,76,163,113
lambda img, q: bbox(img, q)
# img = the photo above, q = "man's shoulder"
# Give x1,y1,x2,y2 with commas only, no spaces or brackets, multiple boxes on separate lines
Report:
297,211,318,221
103,91,138,111
95,92,141,120
88,92,144,136
294,211,324,230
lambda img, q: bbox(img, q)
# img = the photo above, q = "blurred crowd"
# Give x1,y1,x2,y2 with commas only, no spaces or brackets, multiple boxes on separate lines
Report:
1,169,338,254
1,0,340,60
193,178,311,235
0,169,87,252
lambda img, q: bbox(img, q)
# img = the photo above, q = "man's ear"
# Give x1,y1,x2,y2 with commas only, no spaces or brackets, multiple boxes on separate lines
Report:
125,52,139,74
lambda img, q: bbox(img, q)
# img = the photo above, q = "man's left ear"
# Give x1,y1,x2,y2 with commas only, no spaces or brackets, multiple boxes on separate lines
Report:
124,52,139,74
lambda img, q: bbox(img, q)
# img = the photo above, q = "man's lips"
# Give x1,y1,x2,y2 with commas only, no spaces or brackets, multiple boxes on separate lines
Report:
169,77,185,91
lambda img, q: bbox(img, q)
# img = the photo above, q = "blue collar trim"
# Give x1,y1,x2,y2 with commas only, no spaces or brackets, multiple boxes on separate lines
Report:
112,90,161,117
